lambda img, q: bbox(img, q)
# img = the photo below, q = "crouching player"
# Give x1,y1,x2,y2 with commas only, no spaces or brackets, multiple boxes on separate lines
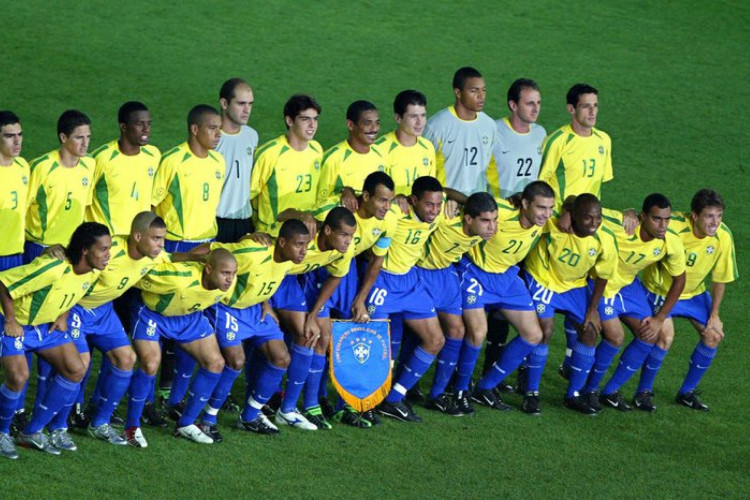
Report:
637,189,737,411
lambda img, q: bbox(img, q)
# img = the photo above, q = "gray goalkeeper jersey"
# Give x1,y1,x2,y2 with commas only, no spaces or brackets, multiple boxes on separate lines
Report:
216,125,259,219
491,118,546,198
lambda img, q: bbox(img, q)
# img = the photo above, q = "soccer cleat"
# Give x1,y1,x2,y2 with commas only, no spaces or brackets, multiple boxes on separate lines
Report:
471,388,512,411
302,406,333,430
599,391,632,412
318,397,336,419
564,395,597,415
263,392,282,416
236,414,279,435
586,391,602,413
378,400,423,423
521,392,541,415
676,390,709,412
88,423,128,445
333,406,372,428
221,394,241,413
18,431,62,455
175,424,213,444
454,391,476,416
197,422,223,443
361,409,381,426
110,413,125,427
142,402,168,428
49,429,78,452
424,394,464,416
515,366,528,395
275,409,317,431
633,391,657,412
405,384,425,403
165,402,186,421
10,409,27,437
67,403,90,430
123,427,148,448
0,432,19,459
496,379,515,394
557,364,571,380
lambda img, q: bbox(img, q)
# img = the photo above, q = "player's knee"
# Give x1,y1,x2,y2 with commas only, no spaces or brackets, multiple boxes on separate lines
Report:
114,349,137,371
270,350,291,370
541,327,554,344
5,367,29,391
703,328,723,347
226,352,246,371
424,333,445,354
522,326,543,345
204,355,225,373
66,360,88,383
141,357,161,376
446,323,465,340
579,329,597,346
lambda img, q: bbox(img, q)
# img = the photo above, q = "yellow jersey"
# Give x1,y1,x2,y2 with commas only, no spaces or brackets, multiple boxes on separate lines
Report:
383,205,442,274
418,216,482,270
288,237,352,278
136,261,230,316
352,210,400,259
376,131,436,196
0,157,30,255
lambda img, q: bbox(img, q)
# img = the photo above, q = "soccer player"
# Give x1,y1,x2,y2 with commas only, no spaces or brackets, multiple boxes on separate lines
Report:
423,66,497,202
151,104,225,252
251,94,322,238
216,78,259,242
316,100,387,214
422,192,498,416
87,101,161,237
638,189,737,411
376,90,436,197
123,249,237,446
457,182,553,411
0,111,29,271
583,194,686,412
521,194,617,414
0,222,110,458
25,110,94,263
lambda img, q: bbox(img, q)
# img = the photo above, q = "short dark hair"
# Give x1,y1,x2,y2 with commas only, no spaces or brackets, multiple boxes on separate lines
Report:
464,192,498,217
278,219,310,240
219,78,249,102
572,193,601,218
0,111,21,128
65,222,110,263
453,66,483,91
411,176,443,200
346,100,377,123
393,90,427,117
507,78,540,110
118,101,149,125
362,171,394,196
642,193,672,213
283,94,321,126
57,110,91,139
691,189,725,214
187,104,220,131
323,206,357,231
521,181,555,204
566,83,598,107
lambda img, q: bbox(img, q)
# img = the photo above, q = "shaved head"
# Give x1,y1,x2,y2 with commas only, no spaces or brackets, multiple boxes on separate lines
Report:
208,248,236,268
131,211,166,235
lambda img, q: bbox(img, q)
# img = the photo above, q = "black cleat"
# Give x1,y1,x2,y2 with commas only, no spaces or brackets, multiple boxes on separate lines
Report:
564,395,597,415
558,364,571,380
142,402,168,428
221,394,241,413
110,413,125,427
197,422,223,443
333,406,372,428
495,380,515,394
405,384,425,404
425,394,464,416
586,391,602,413
521,392,541,415
676,390,709,411
633,391,657,412
68,403,90,430
600,391,632,412
10,410,28,437
471,388,512,411
236,414,280,434
454,391,476,416
378,400,422,423
318,397,336,419
165,402,186,421
361,409,381,426
515,366,528,395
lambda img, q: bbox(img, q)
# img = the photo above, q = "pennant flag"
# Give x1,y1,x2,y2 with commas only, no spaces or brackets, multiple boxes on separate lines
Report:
329,319,391,412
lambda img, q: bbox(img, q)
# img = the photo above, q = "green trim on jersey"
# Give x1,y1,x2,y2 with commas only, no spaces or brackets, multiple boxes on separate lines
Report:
322,146,339,164
95,174,112,228
181,152,192,163
261,255,272,264
541,130,563,162
160,147,180,162
6,259,64,294
228,273,249,306
167,175,184,231
279,145,290,156
233,246,267,255
600,225,619,252
28,285,53,324
141,147,155,158
35,186,49,237
254,140,277,159
90,144,109,158
555,159,567,200
154,292,175,313
148,269,193,277
343,149,352,162
267,170,279,219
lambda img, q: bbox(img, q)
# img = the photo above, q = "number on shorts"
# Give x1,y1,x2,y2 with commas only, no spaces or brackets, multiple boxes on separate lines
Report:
466,278,483,296
369,287,388,306
224,312,239,332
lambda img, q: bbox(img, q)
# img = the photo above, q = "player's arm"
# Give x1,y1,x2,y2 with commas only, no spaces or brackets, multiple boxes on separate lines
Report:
444,187,467,205
303,276,341,338
352,254,384,322
260,299,279,324
706,281,726,335
538,132,563,183
0,281,22,337
150,157,175,211
583,277,607,334
50,311,70,333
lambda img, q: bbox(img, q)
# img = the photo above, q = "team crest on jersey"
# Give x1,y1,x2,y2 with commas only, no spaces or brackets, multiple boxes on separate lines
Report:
82,282,90,291
423,157,429,166
531,230,538,238
588,248,597,257
82,177,89,186
148,167,155,177
14,337,23,350
467,295,477,305
378,165,385,172
141,267,148,276
537,146,542,155
215,170,222,179
22,176,28,185
372,228,381,236
536,304,546,314
481,135,489,145
604,306,614,316
352,338,372,364
598,146,604,155
155,187,165,198
314,161,321,170
246,146,254,157
226,332,236,341
70,328,80,339
214,295,222,302
706,246,715,254
653,248,662,256
367,305,376,315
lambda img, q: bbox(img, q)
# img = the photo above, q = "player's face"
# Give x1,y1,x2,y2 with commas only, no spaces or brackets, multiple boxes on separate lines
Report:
122,111,151,146
281,233,312,264
396,104,427,137
692,206,723,238
572,204,602,237
522,195,555,227
223,87,254,126
325,223,356,254
412,190,443,224
0,123,23,160
455,77,486,113
569,93,598,130
195,114,222,150
349,109,380,146
84,235,112,271
61,124,91,158
512,88,541,124
135,226,166,258
362,184,394,220
287,108,319,143
208,260,238,292
641,206,672,240
466,210,498,240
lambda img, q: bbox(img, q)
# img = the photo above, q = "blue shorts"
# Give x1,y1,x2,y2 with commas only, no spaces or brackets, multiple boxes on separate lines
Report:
23,242,46,264
458,258,534,312
0,318,71,357
131,303,214,344
68,303,130,354
598,278,653,322
524,273,588,325
417,266,462,316
302,262,359,319
270,275,308,312
0,254,23,272
646,291,711,327
206,302,284,348
366,268,436,320
164,239,212,253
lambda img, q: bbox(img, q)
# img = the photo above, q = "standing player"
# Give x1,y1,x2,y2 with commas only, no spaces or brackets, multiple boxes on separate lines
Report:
376,90,436,197
0,222,110,458
316,100,387,214
216,78,259,243
423,66,497,203
0,111,29,270
638,189,737,411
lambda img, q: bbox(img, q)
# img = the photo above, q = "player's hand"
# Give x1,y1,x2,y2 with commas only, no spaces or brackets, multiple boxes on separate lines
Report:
50,313,68,334
351,299,370,323
43,244,67,260
260,302,279,325
393,195,410,215
622,209,639,236
242,232,273,246
299,213,318,240
341,188,359,212
303,312,322,341
637,316,663,342
583,310,602,334
3,318,23,338
556,211,573,233
444,200,459,218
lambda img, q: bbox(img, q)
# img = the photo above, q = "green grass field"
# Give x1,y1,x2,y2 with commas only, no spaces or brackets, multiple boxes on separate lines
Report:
2,1,749,498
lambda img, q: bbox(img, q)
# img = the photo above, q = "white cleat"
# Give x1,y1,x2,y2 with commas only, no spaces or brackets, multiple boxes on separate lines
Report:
275,409,317,430
175,424,214,444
